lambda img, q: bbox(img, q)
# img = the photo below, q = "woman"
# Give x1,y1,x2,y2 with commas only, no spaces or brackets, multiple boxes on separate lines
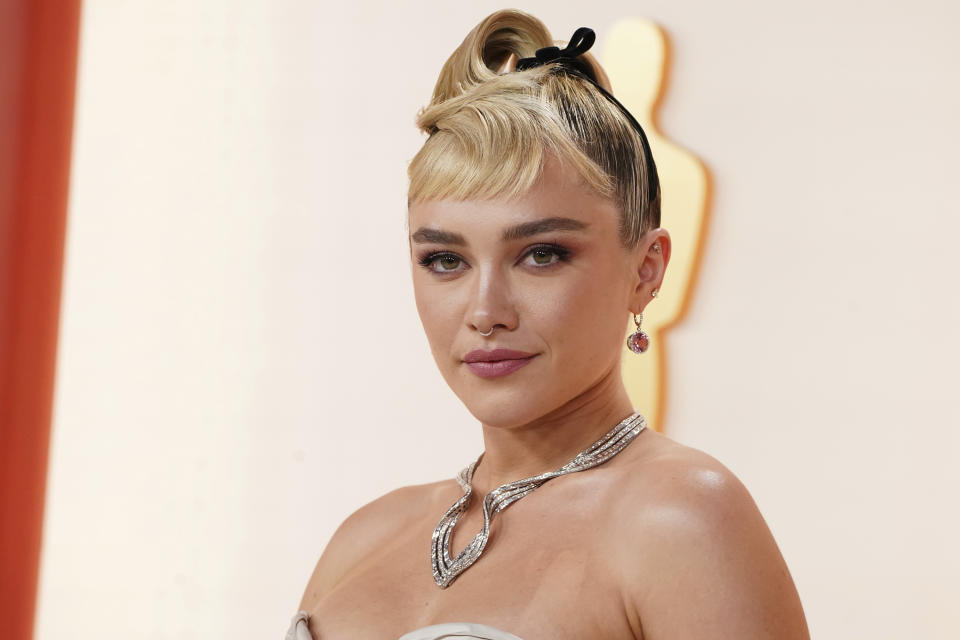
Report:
288,9,809,639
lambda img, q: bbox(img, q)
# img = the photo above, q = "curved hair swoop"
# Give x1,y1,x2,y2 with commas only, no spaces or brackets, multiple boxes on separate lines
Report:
408,9,661,248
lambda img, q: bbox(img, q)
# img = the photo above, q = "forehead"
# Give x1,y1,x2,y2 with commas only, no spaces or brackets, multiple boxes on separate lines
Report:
408,155,619,235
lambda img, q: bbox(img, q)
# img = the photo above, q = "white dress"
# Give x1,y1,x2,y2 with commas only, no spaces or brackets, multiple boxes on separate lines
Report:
285,611,524,640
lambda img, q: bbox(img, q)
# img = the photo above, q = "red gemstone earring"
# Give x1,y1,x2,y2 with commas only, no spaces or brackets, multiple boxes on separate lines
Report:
627,311,650,354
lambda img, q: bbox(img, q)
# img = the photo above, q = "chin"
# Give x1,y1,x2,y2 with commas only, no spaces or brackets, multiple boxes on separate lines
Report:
462,400,545,430
453,382,565,429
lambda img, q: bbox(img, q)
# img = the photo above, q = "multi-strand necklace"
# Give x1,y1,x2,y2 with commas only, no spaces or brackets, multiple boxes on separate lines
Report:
430,410,647,588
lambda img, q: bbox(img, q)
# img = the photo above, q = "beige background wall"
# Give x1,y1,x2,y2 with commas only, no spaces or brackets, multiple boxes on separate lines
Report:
37,1,958,638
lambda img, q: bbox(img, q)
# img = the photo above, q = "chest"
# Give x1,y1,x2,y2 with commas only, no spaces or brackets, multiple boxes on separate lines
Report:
308,485,638,639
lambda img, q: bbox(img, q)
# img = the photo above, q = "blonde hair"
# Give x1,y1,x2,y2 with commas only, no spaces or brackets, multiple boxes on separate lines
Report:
407,9,660,248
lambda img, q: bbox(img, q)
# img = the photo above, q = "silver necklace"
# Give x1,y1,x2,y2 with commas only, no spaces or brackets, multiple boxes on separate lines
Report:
430,410,647,588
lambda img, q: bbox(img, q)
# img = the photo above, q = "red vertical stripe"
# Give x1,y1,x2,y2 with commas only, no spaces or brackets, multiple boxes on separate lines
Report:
0,1,82,638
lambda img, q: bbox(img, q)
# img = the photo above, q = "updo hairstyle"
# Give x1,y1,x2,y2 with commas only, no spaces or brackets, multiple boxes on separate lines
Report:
407,9,660,248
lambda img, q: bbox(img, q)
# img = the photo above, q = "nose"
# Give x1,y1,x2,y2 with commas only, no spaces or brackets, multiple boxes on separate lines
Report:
466,262,518,336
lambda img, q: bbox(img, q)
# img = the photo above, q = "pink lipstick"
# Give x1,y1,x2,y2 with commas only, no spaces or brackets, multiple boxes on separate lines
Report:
463,348,537,379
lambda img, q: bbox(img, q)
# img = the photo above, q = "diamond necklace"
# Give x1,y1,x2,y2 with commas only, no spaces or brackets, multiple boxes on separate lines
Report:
430,410,647,588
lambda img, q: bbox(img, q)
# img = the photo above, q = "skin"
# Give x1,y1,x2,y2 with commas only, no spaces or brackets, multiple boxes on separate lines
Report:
298,153,810,639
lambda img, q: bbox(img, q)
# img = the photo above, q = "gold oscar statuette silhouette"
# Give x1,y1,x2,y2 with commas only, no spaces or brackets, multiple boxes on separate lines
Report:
603,19,711,433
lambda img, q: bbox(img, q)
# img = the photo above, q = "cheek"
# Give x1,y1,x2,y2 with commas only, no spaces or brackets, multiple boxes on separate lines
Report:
528,266,627,359
413,277,460,356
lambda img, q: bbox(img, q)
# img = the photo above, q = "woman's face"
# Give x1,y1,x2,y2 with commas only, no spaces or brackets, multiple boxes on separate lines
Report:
408,155,657,428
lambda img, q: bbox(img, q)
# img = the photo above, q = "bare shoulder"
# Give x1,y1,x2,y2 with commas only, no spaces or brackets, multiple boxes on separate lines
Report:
610,431,810,639
618,429,756,514
610,431,766,559
297,479,452,611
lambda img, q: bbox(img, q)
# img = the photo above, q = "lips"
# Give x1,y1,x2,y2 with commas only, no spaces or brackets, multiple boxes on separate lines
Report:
463,348,536,363
463,348,537,379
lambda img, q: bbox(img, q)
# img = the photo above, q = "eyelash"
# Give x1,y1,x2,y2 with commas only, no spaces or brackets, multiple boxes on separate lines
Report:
417,243,573,275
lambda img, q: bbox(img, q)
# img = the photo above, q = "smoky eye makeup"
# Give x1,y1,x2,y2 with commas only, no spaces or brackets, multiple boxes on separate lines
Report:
415,242,574,275
521,242,572,266
417,251,466,274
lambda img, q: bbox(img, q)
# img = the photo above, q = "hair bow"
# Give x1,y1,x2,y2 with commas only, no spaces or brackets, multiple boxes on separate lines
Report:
515,27,597,71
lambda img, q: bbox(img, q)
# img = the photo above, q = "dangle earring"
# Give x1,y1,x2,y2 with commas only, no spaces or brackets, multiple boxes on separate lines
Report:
627,311,650,354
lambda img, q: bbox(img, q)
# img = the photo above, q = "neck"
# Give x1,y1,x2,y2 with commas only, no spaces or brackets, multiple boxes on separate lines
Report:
469,365,637,497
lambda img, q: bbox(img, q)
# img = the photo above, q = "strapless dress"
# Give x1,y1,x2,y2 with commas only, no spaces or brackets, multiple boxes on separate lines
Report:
285,611,524,640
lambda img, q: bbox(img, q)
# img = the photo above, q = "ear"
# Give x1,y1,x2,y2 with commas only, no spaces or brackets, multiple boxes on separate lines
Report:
629,228,671,313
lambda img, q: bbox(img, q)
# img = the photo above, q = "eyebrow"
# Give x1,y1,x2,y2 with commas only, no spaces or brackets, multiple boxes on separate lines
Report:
410,216,589,245
502,217,588,241
410,227,466,245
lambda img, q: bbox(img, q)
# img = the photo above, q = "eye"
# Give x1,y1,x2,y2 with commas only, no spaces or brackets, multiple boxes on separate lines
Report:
528,248,558,266
521,244,571,268
436,255,462,271
418,252,467,274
